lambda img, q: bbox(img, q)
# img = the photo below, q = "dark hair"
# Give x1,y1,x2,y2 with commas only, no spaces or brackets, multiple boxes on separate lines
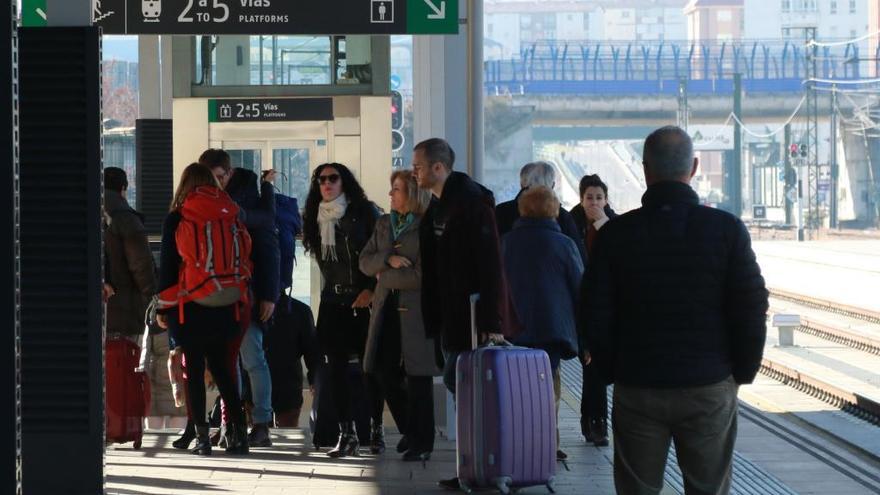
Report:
579,174,608,199
302,163,370,255
104,167,128,193
414,138,455,171
643,126,694,181
199,148,232,172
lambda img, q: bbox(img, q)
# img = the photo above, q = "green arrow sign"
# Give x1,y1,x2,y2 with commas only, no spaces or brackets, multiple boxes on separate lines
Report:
21,0,48,27
407,0,457,34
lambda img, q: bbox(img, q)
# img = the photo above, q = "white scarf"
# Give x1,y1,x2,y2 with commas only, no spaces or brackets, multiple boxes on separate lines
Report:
317,193,348,261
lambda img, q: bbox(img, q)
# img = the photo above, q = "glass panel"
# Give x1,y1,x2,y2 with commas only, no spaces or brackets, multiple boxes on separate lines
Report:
195,35,371,87
272,148,310,202
227,149,262,175
272,148,312,306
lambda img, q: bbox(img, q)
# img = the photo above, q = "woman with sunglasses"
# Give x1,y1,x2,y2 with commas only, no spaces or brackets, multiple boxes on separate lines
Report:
303,163,381,457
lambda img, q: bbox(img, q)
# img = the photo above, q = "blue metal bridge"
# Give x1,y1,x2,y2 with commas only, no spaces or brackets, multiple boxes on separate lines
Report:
484,40,873,96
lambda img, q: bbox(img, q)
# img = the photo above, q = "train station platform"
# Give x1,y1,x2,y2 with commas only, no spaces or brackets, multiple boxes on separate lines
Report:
106,359,880,495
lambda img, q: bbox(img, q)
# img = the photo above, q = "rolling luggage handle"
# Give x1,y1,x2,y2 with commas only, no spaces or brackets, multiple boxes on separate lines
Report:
468,293,513,350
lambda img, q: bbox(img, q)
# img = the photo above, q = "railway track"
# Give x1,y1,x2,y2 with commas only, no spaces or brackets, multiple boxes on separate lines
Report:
763,288,880,425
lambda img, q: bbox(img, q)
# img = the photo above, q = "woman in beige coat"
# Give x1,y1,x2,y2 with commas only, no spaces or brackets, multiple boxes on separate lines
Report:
360,170,440,462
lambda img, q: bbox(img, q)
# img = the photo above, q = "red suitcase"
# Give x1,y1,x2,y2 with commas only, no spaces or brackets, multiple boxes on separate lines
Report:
456,295,557,494
106,337,149,449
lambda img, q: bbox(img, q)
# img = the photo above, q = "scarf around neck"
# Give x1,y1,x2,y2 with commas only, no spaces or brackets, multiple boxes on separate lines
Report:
390,211,415,241
317,193,348,261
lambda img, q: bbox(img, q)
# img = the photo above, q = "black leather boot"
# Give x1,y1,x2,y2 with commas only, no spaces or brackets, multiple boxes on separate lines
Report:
191,425,212,456
327,422,359,458
589,418,609,447
172,420,196,450
225,422,250,455
369,420,386,455
248,422,272,448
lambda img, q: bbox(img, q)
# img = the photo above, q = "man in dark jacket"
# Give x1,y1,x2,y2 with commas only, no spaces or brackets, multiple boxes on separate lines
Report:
103,167,157,338
495,161,586,265
413,138,505,491
202,150,281,447
581,126,768,494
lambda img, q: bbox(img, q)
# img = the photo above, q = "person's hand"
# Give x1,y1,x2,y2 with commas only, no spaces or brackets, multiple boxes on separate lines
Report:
259,301,275,322
102,283,115,303
582,352,592,366
261,169,278,184
586,205,608,224
481,333,505,345
156,313,168,329
352,289,373,309
169,346,182,359
387,255,412,269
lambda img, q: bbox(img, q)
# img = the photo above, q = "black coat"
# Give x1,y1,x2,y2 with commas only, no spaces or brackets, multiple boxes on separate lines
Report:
420,172,505,352
580,181,768,388
569,203,618,247
496,190,587,266
314,201,380,298
226,168,281,306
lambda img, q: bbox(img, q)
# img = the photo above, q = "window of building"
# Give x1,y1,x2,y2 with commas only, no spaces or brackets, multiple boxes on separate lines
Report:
622,11,631,18
850,0,856,13
717,10,732,22
782,0,791,13
830,0,837,14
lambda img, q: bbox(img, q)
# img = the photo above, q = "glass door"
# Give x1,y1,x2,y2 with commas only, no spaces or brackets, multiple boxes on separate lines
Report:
217,141,263,175
270,141,319,306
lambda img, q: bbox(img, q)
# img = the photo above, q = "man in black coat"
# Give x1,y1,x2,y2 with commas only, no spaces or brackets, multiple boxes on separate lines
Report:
580,126,768,494
413,138,505,491
495,161,586,266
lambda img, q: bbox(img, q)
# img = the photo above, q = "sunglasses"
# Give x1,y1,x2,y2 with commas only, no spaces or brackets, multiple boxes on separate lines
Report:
317,173,340,184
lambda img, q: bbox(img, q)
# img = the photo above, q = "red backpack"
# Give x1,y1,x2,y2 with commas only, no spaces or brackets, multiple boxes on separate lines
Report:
158,186,253,322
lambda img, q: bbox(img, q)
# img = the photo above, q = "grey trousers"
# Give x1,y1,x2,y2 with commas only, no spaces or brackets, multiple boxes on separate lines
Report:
612,376,738,495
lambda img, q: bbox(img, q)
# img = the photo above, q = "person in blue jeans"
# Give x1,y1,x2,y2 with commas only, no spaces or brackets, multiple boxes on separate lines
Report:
202,149,281,448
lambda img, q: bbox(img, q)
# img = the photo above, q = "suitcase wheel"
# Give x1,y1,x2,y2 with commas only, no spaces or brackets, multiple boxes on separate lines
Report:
133,438,142,450
495,477,512,495
546,477,557,494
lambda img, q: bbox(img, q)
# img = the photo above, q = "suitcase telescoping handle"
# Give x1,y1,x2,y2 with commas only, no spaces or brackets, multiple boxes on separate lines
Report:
469,293,480,351
469,293,513,350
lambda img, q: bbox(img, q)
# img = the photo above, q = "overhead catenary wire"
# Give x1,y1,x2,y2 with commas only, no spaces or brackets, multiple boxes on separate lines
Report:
806,30,880,48
729,95,808,138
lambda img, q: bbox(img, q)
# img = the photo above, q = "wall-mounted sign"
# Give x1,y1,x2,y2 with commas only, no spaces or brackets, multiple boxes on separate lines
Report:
69,0,459,35
208,98,333,123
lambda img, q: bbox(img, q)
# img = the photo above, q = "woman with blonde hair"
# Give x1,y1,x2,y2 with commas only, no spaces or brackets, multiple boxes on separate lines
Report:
360,170,440,462
156,163,250,456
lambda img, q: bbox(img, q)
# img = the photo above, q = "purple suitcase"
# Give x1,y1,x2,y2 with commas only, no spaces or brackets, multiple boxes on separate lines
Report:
455,295,557,494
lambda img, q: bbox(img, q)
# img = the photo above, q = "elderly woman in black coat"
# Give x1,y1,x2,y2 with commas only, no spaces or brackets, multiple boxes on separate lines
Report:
360,170,440,462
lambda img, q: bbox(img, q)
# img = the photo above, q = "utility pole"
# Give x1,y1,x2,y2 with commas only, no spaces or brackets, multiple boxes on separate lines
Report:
784,123,794,225
805,27,820,234
830,85,839,228
733,73,743,217
677,77,689,131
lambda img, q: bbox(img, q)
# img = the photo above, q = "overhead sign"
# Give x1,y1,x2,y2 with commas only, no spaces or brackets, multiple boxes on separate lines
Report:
689,125,734,151
71,0,459,35
208,98,333,123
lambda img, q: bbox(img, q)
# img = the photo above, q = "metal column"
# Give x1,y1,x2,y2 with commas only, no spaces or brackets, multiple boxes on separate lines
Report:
830,85,839,229
732,73,743,217
1,1,22,493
